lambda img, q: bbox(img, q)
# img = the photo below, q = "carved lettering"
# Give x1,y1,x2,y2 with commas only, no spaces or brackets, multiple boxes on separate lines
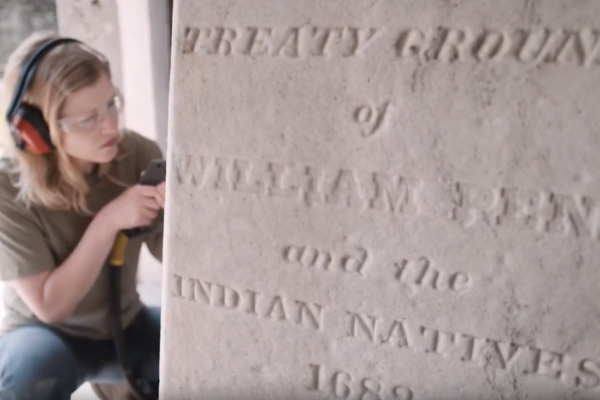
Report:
502,188,600,240
515,29,560,63
265,162,300,199
473,30,509,60
427,28,469,63
418,326,441,353
346,27,381,57
307,363,322,392
395,29,427,58
174,154,213,186
306,364,414,400
576,359,600,389
326,169,365,208
170,273,183,298
394,257,473,293
557,195,600,240
244,27,273,55
369,173,422,215
340,247,369,275
395,27,600,67
231,159,264,194
173,152,600,242
170,273,325,331
172,272,599,393
181,27,201,53
283,243,370,276
347,312,380,343
173,152,423,217
308,27,343,56
245,289,260,315
353,101,394,137
213,27,238,55
472,339,526,370
578,29,600,67
533,350,568,382
180,26,381,58
448,272,471,292
295,301,324,331
379,320,410,348
298,166,326,206
182,25,600,67
284,244,333,271
273,27,301,57
413,258,441,289
266,296,288,321
344,311,593,391
450,182,508,228
192,279,213,304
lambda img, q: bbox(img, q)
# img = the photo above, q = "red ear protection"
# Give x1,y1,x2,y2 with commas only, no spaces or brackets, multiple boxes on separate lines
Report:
5,37,81,155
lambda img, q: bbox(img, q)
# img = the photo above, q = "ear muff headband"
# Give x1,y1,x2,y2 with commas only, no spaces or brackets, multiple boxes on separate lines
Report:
5,37,81,151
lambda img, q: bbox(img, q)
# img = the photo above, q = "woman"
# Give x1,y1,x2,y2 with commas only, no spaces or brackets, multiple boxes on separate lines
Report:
0,32,165,400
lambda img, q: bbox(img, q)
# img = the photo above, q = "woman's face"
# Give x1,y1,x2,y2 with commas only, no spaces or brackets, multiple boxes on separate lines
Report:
57,72,121,172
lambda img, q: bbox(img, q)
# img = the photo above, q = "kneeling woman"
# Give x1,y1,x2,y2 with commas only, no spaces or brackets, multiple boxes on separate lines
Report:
0,32,165,400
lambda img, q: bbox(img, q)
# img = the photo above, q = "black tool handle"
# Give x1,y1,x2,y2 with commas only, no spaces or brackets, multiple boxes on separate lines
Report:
109,158,166,400
123,159,166,238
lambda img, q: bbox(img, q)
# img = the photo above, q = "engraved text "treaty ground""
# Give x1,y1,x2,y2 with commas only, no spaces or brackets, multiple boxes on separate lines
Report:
180,26,600,67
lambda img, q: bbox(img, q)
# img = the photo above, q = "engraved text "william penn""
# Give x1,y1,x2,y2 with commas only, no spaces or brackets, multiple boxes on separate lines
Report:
173,152,422,215
173,152,600,242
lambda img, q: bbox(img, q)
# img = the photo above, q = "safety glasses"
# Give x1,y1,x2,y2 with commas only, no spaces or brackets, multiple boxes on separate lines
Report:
57,92,123,134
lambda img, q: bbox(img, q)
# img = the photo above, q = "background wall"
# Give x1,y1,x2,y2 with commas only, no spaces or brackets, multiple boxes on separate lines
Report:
55,0,123,91
0,0,57,74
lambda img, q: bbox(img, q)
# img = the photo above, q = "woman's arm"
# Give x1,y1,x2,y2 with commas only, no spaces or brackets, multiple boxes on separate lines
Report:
12,213,117,324
10,184,161,324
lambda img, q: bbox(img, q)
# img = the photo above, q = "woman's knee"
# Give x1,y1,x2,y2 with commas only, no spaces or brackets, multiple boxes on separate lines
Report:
0,326,80,400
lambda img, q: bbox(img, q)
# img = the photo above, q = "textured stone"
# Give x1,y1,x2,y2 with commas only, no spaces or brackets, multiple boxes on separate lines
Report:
162,0,600,399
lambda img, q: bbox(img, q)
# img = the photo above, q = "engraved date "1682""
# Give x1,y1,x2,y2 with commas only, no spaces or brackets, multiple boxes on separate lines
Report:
307,364,414,400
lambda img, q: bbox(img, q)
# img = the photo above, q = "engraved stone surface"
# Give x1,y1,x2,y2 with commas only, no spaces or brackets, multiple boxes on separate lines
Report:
161,0,600,399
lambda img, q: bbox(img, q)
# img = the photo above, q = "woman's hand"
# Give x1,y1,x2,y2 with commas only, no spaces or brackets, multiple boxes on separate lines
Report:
155,182,166,209
97,184,162,233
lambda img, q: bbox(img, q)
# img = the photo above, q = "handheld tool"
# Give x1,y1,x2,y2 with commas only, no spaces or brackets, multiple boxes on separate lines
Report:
108,159,166,400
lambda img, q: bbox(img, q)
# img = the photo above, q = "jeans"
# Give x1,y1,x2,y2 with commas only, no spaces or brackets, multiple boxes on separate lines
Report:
0,306,160,400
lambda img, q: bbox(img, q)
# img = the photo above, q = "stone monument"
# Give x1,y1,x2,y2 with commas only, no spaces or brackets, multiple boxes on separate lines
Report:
161,0,600,398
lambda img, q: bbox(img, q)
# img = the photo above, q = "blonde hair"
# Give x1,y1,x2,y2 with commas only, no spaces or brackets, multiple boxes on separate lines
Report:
0,31,126,214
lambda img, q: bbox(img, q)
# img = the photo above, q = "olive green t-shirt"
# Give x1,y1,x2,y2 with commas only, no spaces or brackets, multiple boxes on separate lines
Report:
0,130,163,340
